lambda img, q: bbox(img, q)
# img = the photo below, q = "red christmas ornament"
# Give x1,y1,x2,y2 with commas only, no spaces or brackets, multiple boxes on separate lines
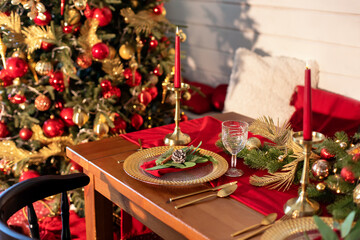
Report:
92,7,113,27
76,54,92,69
160,36,170,45
320,148,335,160
19,127,33,141
62,23,81,34
111,116,127,134
70,160,83,172
340,167,356,184
353,153,360,162
60,107,75,126
49,71,65,92
43,117,65,138
123,68,142,87
35,94,51,111
19,170,40,182
91,42,109,60
153,5,163,15
0,69,14,86
100,79,112,91
40,41,55,51
131,114,143,130
153,66,163,76
0,121,9,138
34,11,52,26
103,87,121,99
148,86,158,99
149,38,158,50
138,91,152,106
9,93,26,104
5,57,28,78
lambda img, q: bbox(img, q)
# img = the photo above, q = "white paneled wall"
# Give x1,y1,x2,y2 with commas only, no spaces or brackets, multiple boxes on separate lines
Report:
165,0,360,101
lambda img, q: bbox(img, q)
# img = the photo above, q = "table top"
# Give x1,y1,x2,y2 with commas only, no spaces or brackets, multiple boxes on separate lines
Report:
66,112,266,240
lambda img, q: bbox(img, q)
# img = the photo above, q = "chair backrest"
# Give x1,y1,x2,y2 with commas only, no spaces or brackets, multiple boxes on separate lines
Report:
0,173,90,240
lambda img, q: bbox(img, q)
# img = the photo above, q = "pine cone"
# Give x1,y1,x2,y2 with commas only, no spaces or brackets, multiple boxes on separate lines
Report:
171,149,186,163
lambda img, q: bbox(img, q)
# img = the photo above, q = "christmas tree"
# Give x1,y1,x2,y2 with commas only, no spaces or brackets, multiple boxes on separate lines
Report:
0,0,179,215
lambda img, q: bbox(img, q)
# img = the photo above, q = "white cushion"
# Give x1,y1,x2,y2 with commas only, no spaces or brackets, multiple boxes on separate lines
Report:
223,48,319,123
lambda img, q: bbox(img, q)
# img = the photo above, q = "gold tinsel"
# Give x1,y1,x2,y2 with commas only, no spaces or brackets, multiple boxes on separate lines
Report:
22,25,56,54
120,8,170,36
102,58,123,80
0,12,24,44
248,116,320,191
78,18,101,52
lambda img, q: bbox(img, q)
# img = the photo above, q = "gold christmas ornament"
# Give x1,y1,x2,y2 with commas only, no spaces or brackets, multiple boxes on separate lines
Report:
13,78,21,86
11,49,26,59
35,60,53,76
246,137,261,150
316,182,326,191
93,122,109,137
119,43,135,60
74,0,87,11
66,8,81,25
162,8,166,16
35,94,51,111
108,46,117,59
277,155,285,162
353,183,360,207
311,159,330,180
182,91,191,101
179,30,187,42
72,109,89,128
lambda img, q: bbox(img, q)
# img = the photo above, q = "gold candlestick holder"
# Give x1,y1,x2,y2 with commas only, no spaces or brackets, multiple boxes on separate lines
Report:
164,83,191,146
284,131,325,218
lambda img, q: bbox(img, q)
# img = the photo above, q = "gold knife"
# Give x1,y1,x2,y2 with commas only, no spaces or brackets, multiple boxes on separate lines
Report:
169,181,237,202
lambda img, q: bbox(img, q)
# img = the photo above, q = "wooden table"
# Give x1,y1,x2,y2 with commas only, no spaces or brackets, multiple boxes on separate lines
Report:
66,112,266,240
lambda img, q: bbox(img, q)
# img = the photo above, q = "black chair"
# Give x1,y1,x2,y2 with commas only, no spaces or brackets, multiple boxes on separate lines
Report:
0,173,90,240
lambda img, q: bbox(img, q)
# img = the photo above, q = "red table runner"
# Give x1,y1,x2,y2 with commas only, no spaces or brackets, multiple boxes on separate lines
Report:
120,116,298,238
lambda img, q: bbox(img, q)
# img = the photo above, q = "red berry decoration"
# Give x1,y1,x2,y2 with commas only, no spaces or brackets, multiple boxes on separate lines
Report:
19,127,33,141
100,79,112,91
76,54,92,69
340,167,356,184
84,4,93,18
320,148,335,160
123,68,142,87
49,71,65,92
5,57,28,78
91,42,109,60
54,100,64,110
40,41,55,51
62,23,81,34
149,38,158,50
92,7,112,27
153,66,163,76
0,121,9,138
138,91,152,106
111,116,127,134
33,11,52,26
19,170,40,182
43,117,65,138
0,69,14,86
103,87,121,99
60,107,75,126
160,36,170,45
131,114,143,130
153,5,163,15
35,94,51,111
353,153,360,162
9,93,26,104
148,86,158,99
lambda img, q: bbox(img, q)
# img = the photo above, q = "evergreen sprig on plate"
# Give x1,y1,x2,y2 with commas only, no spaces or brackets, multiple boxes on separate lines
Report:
146,142,217,170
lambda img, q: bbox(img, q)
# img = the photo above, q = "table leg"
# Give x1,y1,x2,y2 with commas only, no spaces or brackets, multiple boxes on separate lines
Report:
84,170,113,240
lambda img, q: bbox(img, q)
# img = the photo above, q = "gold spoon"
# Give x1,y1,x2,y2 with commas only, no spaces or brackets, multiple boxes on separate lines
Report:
174,184,237,209
231,213,277,237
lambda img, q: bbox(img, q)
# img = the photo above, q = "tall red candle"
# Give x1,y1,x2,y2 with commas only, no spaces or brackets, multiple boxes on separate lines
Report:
174,27,181,88
303,65,312,140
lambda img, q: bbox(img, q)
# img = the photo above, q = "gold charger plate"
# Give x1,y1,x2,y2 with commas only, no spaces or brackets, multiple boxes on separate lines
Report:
261,217,334,240
123,146,228,186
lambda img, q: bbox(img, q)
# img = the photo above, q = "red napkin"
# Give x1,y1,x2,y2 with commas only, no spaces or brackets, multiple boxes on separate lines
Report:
140,159,211,177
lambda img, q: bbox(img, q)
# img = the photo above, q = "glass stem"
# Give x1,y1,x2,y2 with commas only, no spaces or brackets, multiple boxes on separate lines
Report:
231,154,237,168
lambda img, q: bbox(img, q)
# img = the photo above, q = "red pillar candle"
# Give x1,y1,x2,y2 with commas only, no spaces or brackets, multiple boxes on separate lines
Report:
174,26,181,88
303,65,312,140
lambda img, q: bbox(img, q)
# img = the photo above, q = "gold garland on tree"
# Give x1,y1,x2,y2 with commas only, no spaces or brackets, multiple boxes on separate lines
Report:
248,116,320,191
78,18,101,52
22,25,56,54
0,12,24,43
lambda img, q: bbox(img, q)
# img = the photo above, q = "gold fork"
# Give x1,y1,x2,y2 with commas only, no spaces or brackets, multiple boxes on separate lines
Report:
236,214,291,240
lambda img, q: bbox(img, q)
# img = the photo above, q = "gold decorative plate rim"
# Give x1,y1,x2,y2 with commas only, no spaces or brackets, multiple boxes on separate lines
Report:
123,146,228,186
261,217,334,240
